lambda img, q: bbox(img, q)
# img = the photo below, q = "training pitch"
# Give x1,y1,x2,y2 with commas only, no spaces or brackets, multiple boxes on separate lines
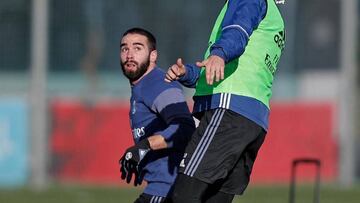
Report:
0,183,360,203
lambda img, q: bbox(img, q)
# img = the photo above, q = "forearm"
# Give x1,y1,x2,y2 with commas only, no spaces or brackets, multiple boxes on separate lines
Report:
159,117,195,150
147,135,168,150
210,30,248,63
211,0,266,62
148,117,194,150
178,64,200,88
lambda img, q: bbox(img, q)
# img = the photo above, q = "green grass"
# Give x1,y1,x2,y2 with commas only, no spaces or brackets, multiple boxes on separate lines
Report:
237,184,360,203
1,183,360,203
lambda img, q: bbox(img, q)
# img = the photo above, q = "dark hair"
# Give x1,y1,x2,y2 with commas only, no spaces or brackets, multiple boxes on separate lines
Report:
122,27,156,51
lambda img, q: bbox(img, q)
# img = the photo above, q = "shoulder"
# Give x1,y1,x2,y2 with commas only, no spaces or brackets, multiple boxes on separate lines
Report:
145,68,182,90
141,68,184,103
147,67,181,88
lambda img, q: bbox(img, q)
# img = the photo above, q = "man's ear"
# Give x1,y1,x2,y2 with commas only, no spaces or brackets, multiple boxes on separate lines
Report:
150,50,158,63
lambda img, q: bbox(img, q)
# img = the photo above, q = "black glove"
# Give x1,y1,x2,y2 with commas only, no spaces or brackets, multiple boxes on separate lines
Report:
119,138,151,186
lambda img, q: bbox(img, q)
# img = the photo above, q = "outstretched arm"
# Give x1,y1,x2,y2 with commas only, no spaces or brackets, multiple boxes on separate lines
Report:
198,0,267,85
165,58,201,88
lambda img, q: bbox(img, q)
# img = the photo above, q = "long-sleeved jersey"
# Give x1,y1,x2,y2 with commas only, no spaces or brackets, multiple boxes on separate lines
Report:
179,0,285,130
129,67,195,197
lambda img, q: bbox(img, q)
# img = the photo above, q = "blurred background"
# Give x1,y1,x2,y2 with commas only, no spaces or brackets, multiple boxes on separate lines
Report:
0,0,359,202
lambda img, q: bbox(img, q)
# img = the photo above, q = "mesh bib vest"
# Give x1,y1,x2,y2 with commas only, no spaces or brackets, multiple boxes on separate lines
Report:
194,0,285,109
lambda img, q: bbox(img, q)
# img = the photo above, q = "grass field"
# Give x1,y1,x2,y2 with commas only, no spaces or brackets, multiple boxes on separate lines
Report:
1,183,360,203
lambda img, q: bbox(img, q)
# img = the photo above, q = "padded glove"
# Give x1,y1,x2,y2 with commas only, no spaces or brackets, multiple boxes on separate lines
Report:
119,138,150,186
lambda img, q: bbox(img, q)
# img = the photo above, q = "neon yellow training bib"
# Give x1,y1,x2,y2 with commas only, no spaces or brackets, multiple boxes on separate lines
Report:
195,0,285,108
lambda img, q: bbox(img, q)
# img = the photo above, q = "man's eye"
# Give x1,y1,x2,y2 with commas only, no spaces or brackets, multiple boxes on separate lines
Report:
121,47,128,52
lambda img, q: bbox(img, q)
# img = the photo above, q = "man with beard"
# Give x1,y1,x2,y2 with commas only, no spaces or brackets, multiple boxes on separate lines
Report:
119,27,195,203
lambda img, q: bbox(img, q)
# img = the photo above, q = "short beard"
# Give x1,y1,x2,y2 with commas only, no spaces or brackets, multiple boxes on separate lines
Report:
121,58,150,82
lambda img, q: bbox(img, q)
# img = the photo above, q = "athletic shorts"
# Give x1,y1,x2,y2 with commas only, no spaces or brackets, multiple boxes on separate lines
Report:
134,193,170,203
179,108,266,195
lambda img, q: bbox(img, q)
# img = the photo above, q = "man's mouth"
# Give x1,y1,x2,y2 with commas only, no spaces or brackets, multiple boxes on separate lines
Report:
125,61,137,69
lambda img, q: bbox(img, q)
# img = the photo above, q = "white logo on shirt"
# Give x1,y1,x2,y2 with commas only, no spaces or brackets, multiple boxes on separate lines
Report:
132,127,145,139
179,153,187,168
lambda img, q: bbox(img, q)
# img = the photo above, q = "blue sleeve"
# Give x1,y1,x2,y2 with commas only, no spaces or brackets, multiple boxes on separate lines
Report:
160,117,195,149
150,85,195,148
178,64,201,88
210,0,267,63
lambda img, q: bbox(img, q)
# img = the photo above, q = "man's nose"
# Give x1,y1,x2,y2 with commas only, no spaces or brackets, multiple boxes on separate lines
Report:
126,49,134,59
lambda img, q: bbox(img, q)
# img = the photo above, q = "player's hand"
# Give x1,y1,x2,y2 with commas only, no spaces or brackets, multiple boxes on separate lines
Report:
165,58,186,82
119,157,144,186
196,55,225,85
123,138,151,164
119,138,150,186
119,156,138,185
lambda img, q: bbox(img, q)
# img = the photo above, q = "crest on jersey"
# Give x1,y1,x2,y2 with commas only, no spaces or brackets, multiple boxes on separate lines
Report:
131,100,136,114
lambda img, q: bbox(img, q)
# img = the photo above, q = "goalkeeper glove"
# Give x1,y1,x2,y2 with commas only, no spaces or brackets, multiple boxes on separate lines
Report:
119,138,151,186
